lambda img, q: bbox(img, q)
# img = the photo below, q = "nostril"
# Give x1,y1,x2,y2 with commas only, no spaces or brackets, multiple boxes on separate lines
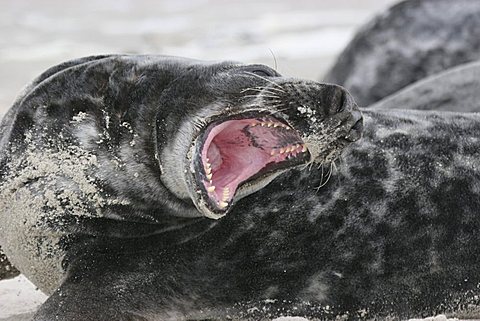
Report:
332,85,358,116
350,109,363,125
351,117,363,132
336,88,348,113
344,110,363,142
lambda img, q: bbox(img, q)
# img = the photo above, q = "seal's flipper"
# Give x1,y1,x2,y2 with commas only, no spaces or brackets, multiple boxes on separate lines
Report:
324,0,480,106
32,281,145,321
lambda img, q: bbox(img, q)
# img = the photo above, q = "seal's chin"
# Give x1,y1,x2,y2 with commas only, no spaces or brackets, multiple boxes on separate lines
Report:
192,113,311,218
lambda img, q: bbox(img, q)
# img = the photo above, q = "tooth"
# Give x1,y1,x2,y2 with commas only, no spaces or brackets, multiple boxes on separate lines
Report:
207,186,215,193
273,123,279,128
206,162,211,168
270,149,276,156
267,122,273,127
205,167,212,175
218,201,228,209
206,173,212,180
223,187,230,200
251,123,257,127
302,144,307,152
296,144,301,150
280,148,285,154
288,146,294,153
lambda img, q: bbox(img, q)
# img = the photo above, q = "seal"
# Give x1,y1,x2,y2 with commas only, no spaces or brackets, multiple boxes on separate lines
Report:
370,61,480,113
0,55,363,318
31,108,480,321
2,55,480,321
324,0,480,106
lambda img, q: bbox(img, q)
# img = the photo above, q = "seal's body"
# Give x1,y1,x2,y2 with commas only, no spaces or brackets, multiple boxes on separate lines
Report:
325,0,480,106
370,61,480,113
1,55,480,321
34,108,480,321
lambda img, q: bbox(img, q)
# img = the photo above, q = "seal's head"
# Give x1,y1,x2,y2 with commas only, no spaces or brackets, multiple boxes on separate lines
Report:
158,61,362,219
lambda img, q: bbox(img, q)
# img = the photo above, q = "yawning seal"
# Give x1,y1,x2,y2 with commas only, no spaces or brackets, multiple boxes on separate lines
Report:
0,55,362,304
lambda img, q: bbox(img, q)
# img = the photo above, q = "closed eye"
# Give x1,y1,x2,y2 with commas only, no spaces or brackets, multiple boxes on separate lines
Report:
241,65,279,78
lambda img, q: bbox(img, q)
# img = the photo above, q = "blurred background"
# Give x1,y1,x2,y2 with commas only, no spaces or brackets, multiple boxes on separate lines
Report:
0,0,396,319
0,0,397,115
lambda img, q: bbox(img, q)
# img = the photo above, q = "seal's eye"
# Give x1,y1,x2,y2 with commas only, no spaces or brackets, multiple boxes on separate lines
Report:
242,65,278,78
250,69,275,77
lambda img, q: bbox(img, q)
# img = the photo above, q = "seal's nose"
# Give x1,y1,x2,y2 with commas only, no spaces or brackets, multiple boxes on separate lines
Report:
344,109,363,142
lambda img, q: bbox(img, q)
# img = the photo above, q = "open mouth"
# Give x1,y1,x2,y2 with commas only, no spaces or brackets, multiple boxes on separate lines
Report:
194,113,311,214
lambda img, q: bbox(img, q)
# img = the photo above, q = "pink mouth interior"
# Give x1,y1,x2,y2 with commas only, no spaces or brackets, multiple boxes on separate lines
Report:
200,116,308,209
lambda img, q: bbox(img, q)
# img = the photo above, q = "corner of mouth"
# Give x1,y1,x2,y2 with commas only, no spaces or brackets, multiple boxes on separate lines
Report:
192,111,311,216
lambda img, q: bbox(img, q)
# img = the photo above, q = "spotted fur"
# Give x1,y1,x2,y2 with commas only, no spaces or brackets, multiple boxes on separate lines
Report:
31,108,480,321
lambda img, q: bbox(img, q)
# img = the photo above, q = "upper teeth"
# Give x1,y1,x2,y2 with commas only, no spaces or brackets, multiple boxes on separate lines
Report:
252,120,290,130
223,187,230,201
271,144,307,156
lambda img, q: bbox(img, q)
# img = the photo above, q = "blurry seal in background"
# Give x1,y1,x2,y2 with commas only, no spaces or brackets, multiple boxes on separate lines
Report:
370,61,480,112
324,0,480,106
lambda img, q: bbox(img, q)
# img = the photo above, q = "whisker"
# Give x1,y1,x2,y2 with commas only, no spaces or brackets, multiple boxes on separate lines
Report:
268,48,278,71
268,106,290,116
316,162,333,191
242,71,287,92
240,87,283,99
243,94,280,100
253,85,286,94
240,87,268,93
260,86,286,94
240,86,286,98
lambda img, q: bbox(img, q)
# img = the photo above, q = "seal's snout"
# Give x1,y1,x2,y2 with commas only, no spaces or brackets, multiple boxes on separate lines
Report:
256,80,363,165
331,85,363,142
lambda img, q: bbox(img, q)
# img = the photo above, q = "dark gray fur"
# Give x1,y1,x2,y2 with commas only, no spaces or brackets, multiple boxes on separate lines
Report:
324,0,480,106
